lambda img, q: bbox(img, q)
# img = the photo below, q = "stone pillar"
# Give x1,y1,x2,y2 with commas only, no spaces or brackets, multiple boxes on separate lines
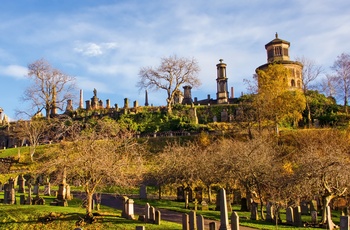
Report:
231,211,240,230
182,85,193,105
124,98,129,108
86,100,91,110
26,184,32,205
79,89,84,109
106,99,111,109
134,100,138,108
66,99,73,111
219,188,231,230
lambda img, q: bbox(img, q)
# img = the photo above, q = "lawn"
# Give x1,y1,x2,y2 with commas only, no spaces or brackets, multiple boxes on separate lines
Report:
0,194,181,230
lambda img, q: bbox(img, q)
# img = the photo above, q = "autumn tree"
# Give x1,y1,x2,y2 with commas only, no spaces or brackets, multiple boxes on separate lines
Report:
255,64,306,133
296,56,323,127
21,59,76,119
137,55,201,114
38,117,145,218
290,130,350,224
328,53,350,114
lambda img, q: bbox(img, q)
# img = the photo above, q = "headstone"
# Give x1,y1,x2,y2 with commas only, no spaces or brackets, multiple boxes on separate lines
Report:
177,187,185,201
266,202,274,222
140,185,147,199
3,183,9,204
231,211,240,230
213,116,217,122
197,215,204,230
221,109,228,122
201,201,209,211
310,210,317,224
57,183,66,200
65,184,72,200
250,202,258,220
219,188,231,230
286,207,294,225
44,183,51,196
209,222,218,230
20,194,26,205
18,174,25,193
182,214,189,230
340,216,350,230
135,226,145,230
150,206,155,223
33,183,39,195
26,184,33,205
121,196,129,218
144,203,150,222
301,201,309,215
195,187,203,203
189,211,197,230
127,199,135,220
155,210,161,225
293,206,302,227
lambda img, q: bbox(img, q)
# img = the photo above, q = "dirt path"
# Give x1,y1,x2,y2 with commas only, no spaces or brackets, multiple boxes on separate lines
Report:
100,193,255,230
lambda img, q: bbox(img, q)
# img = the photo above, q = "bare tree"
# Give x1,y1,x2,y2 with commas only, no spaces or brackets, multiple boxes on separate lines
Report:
16,118,49,162
21,59,76,119
137,55,201,113
328,53,350,114
296,56,323,127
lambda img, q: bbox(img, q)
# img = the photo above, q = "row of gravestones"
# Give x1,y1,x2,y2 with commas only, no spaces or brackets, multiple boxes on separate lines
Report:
0,175,72,206
249,201,350,230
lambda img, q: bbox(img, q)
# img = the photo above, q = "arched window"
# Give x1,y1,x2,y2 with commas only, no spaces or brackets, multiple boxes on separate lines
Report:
291,79,296,87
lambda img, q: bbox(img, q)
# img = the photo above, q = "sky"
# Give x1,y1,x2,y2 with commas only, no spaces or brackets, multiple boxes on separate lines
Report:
0,0,350,120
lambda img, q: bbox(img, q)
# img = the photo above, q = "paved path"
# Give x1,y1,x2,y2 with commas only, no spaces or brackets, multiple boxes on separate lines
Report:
99,193,255,230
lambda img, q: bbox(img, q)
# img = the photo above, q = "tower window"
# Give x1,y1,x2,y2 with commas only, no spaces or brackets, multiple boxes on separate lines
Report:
274,46,282,56
291,79,296,87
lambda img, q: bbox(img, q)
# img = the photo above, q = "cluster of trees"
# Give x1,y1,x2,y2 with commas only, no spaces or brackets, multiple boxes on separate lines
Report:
147,130,350,224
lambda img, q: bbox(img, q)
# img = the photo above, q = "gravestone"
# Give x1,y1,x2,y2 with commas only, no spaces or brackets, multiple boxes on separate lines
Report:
301,201,309,215
140,185,147,199
135,226,145,230
18,174,25,193
266,202,274,222
231,211,240,230
197,214,204,230
121,196,128,218
150,206,155,223
209,222,218,230
310,199,317,212
20,194,26,205
57,183,66,200
33,183,39,195
44,183,51,196
286,207,294,225
155,210,161,225
182,214,189,230
213,116,217,122
201,201,208,211
340,216,350,230
8,178,15,204
3,183,9,204
144,203,150,222
26,184,33,205
240,198,248,211
189,211,197,230
221,109,228,122
311,211,317,224
250,202,258,220
293,206,302,227
195,187,203,203
65,184,72,200
126,199,135,220
177,187,185,201
219,188,231,230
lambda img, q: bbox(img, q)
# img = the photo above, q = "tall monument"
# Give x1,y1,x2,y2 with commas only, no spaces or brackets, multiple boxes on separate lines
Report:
216,59,229,104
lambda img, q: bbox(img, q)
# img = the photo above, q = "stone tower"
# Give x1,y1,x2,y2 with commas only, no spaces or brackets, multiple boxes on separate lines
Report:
216,59,229,104
256,33,303,90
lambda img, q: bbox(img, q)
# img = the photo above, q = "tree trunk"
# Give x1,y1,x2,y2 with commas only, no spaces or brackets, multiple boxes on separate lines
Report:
158,185,162,200
207,185,212,204
86,192,94,215
321,194,334,224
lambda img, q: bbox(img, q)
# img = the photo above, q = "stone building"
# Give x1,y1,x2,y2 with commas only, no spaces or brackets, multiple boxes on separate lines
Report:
256,33,303,90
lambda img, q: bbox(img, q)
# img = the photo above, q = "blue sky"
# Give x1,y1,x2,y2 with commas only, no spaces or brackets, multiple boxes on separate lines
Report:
1,0,350,120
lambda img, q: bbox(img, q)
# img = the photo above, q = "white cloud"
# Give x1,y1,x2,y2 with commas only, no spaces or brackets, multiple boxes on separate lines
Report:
0,65,27,79
73,41,118,57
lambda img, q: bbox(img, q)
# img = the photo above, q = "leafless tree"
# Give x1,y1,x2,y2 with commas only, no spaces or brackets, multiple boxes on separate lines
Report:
296,56,323,127
38,118,145,217
327,53,350,114
137,55,201,114
20,59,76,119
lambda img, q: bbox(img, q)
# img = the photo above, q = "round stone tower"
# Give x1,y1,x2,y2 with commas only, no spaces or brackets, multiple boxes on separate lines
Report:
256,33,303,90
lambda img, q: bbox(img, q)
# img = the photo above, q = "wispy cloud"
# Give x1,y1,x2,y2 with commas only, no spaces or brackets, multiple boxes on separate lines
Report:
74,41,118,57
0,65,27,79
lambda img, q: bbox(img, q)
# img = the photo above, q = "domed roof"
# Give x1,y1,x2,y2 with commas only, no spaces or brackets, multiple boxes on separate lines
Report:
265,33,290,49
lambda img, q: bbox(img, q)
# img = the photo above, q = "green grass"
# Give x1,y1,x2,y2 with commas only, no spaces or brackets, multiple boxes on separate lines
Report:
0,194,182,230
134,198,342,230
